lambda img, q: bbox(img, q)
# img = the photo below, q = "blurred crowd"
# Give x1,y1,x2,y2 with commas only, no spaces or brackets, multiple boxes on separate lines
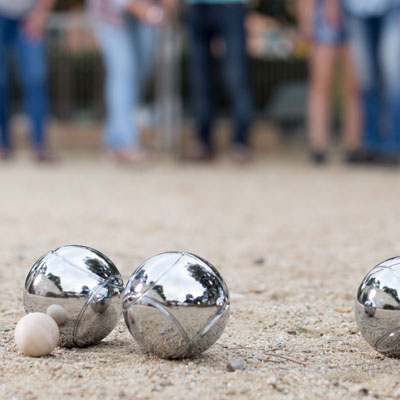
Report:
301,0,400,166
1,0,400,165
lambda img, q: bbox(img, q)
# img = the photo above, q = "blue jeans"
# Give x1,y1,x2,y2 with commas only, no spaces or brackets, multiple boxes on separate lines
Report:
95,15,156,150
314,0,347,45
0,15,49,150
187,4,252,150
346,9,400,155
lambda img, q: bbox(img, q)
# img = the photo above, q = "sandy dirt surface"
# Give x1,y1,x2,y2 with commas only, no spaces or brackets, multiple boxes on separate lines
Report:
1,152,400,399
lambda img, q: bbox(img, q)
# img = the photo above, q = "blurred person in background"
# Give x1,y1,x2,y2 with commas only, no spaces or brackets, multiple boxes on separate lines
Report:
300,0,362,165
342,0,400,165
87,0,164,164
0,0,55,162
184,0,253,163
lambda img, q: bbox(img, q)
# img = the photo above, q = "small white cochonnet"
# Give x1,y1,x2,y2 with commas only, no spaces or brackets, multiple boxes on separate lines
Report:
46,304,68,326
14,313,59,357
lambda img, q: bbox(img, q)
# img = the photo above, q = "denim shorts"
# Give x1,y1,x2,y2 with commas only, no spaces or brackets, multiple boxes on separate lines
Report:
314,1,347,45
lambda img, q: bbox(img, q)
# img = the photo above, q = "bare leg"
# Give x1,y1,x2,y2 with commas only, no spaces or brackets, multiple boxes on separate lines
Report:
341,46,362,152
308,45,338,153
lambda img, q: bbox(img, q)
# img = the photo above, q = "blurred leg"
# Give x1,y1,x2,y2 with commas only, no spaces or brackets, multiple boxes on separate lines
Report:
346,15,380,153
220,4,252,147
16,24,49,151
187,5,214,151
308,45,337,153
96,22,138,149
379,10,400,154
341,46,362,152
129,17,157,97
0,16,15,151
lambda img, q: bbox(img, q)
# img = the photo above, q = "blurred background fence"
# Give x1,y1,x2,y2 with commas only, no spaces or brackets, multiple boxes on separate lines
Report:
10,1,310,146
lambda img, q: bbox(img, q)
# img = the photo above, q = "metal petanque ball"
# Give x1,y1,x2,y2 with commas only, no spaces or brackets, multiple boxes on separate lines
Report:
355,257,400,357
123,252,230,359
23,245,124,348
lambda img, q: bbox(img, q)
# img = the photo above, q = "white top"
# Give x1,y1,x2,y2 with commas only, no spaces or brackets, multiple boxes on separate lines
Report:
0,0,36,18
342,0,400,16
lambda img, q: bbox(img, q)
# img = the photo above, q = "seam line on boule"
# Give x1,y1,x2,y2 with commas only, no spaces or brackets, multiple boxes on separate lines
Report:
187,252,229,297
25,253,50,291
387,265,400,280
375,327,400,352
141,296,191,346
72,276,123,347
128,252,185,305
188,303,230,346
55,252,123,298
72,282,107,346
54,253,109,284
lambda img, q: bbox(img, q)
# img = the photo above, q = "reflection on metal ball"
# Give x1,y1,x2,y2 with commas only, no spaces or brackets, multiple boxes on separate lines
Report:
23,245,124,347
123,252,230,359
355,257,400,357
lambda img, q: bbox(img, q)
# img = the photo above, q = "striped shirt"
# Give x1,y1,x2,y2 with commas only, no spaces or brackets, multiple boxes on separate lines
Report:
0,0,36,18
342,0,400,16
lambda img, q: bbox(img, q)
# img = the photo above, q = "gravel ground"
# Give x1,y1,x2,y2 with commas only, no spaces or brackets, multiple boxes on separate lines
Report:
1,152,400,399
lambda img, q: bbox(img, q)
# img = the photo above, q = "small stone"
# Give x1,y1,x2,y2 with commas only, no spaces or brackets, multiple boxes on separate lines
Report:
335,307,351,313
350,385,368,396
227,358,245,372
266,377,277,385
294,326,309,333
270,292,280,300
12,253,25,261
0,325,10,332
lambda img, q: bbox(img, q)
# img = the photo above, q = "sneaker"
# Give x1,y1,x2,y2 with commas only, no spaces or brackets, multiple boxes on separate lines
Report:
106,148,148,165
345,149,375,164
184,142,214,162
310,151,327,165
35,150,56,163
0,149,12,161
374,154,399,167
231,144,251,164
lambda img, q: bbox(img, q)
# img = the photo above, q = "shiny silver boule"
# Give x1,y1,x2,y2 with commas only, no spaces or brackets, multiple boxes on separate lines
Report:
24,245,124,347
123,252,230,359
356,257,400,357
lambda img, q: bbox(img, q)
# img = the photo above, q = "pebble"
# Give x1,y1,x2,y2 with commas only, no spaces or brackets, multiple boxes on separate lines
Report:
14,313,59,357
12,252,25,261
46,304,68,326
350,385,369,396
0,325,10,332
266,377,276,385
226,359,245,372
336,307,351,313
